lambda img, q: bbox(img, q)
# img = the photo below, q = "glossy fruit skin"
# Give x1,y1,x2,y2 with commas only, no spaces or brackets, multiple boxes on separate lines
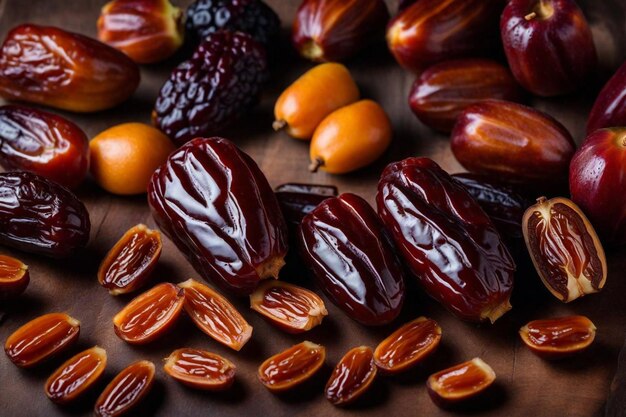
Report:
387,0,505,72
0,24,139,112
98,224,162,295
273,63,359,140
98,0,184,64
179,279,253,351
522,197,607,302
258,341,326,392
501,0,597,97
153,31,268,145
587,63,626,134
94,360,155,417
0,105,90,188
325,346,377,406
377,157,515,323
427,358,496,407
0,254,29,299
299,193,405,326
5,313,80,368
0,172,90,258
164,348,236,391
569,128,626,246
292,0,389,62
45,346,108,404
148,137,288,295
451,100,576,187
409,60,524,133
275,183,339,233
309,100,392,174
519,315,596,359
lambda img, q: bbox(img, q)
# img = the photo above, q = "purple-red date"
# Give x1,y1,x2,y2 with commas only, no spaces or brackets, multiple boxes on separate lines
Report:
275,183,338,230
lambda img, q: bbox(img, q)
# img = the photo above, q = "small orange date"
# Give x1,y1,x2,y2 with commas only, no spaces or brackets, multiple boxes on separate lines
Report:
258,341,326,392
519,315,596,359
164,348,236,391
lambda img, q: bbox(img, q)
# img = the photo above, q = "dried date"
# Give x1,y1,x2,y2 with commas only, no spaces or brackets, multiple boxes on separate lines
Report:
519,315,596,359
0,254,29,299
45,346,107,404
164,348,236,391
325,346,377,406
258,341,326,392
275,183,338,231
427,357,496,407
94,360,154,417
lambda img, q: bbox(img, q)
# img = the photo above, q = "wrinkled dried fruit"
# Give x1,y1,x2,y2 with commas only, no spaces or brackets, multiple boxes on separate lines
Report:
409,59,524,132
275,183,338,233
587,62,626,134
153,31,268,145
98,224,162,295
374,317,442,374
292,0,389,62
5,313,80,368
45,346,108,404
250,280,328,333
519,315,596,359
258,341,326,392
179,279,252,351
95,360,154,417
148,137,288,295
0,24,139,112
113,282,184,344
98,0,184,64
273,63,359,140
299,193,405,326
0,254,29,299
0,171,91,258
0,105,89,188
451,100,575,186
325,346,376,406
164,348,236,391
522,197,607,302
427,358,496,407
377,158,515,323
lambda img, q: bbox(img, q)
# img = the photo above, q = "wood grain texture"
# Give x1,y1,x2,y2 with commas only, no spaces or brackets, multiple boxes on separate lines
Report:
1,1,625,416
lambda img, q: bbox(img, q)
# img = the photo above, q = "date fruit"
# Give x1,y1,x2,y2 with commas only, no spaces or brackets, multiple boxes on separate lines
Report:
0,105,89,188
325,346,377,406
275,183,338,230
519,315,596,359
374,317,441,374
0,254,29,299
0,24,139,112
427,358,496,407
451,100,575,186
522,197,607,302
250,280,328,333
179,279,252,351
95,360,154,417
5,313,80,368
292,0,389,62
148,137,288,295
570,128,626,245
113,282,184,344
164,348,236,391
299,193,405,326
98,224,162,295
409,60,524,133
587,62,626,134
45,346,108,404
501,0,596,96
377,157,515,323
258,341,326,392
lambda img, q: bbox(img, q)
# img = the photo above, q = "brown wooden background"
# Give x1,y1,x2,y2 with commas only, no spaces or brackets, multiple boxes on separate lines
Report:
1,0,626,416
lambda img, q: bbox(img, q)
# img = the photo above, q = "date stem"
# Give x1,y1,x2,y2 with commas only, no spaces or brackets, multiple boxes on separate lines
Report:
309,157,325,173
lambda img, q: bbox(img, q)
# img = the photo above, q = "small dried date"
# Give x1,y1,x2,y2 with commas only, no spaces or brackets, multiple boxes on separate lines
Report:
275,183,338,232
0,254,29,299
519,315,596,359
427,358,496,407
258,341,326,392
94,360,154,417
164,348,236,391
325,346,377,406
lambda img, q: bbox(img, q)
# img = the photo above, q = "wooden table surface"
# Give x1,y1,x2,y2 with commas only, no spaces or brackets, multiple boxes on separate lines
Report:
1,1,626,416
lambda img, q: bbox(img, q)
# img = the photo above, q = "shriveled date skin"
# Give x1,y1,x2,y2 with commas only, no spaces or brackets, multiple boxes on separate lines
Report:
325,346,377,406
519,315,596,358
148,137,288,295
0,24,139,112
376,158,515,323
299,193,405,326
164,348,236,391
275,183,338,231
0,172,90,258
95,360,154,417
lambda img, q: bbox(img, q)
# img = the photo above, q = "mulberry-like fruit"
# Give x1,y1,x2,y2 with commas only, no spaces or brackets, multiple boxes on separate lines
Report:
153,31,268,145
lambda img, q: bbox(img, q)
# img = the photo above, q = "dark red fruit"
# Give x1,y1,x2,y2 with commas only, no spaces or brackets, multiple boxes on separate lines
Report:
275,183,338,233
153,31,268,145
587,62,626,134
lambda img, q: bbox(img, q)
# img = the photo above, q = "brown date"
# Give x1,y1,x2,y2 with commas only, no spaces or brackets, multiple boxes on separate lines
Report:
258,341,326,392
522,197,606,302
377,158,515,323
519,315,596,359
98,224,162,295
45,346,108,404
164,348,236,391
5,313,80,368
95,360,154,417
0,254,29,299
275,183,338,233
325,346,377,406
0,24,139,112
427,358,496,407
148,137,288,295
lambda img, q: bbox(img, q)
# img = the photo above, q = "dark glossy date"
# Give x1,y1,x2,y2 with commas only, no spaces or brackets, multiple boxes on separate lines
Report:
148,137,288,295
275,183,338,232
377,158,515,323
299,193,405,325
0,171,90,257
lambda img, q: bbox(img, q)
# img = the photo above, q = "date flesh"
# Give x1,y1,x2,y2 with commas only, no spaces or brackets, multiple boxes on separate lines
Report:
427,358,496,406
164,348,236,391
95,360,155,417
325,346,377,406
519,315,596,359
258,341,326,392
0,254,29,298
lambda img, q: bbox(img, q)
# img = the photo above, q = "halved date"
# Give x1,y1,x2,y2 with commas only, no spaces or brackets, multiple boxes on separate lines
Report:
325,346,377,406
258,341,326,392
519,315,596,359
0,254,29,299
94,360,154,417
427,357,496,407
377,157,515,323
164,348,236,391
